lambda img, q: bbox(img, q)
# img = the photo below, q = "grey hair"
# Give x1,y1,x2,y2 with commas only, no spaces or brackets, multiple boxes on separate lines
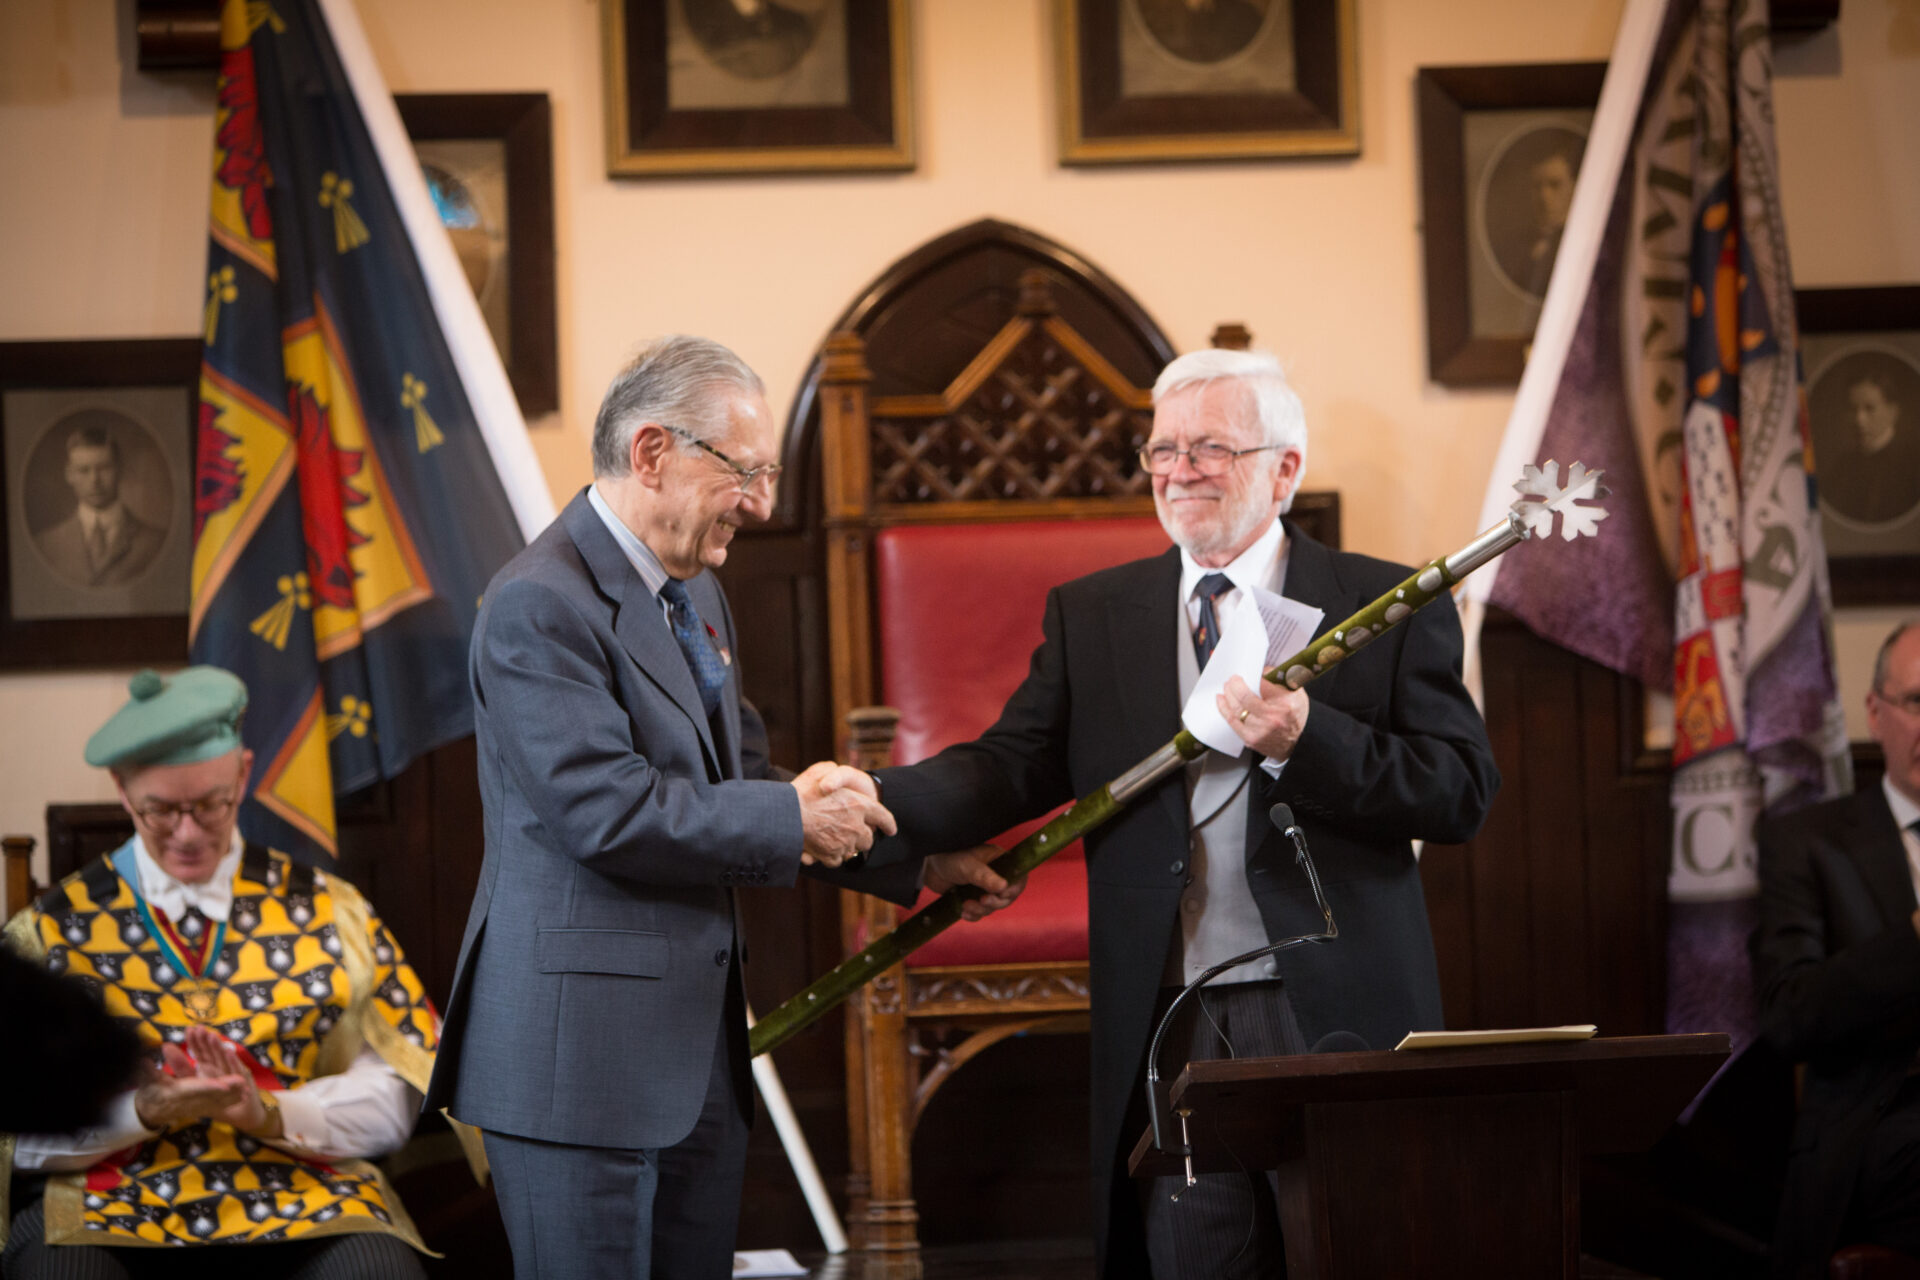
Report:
1152,347,1308,509
1873,620,1918,695
591,335,765,478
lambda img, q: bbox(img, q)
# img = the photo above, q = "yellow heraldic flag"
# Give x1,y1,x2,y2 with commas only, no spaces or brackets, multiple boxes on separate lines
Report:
190,0,547,860
280,312,433,660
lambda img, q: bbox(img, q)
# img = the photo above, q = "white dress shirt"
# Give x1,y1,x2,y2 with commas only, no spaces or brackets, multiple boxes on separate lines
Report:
1890,776,1920,908
14,833,419,1169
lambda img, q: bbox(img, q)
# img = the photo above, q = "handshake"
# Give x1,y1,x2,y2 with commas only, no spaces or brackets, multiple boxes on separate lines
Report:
790,761,893,868
789,762,1025,919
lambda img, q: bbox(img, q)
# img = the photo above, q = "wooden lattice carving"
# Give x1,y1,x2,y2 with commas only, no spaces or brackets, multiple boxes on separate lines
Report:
869,328,1153,504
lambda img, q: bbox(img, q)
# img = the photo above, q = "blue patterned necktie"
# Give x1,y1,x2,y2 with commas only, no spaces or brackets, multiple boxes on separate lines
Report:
658,578,726,719
1191,572,1234,669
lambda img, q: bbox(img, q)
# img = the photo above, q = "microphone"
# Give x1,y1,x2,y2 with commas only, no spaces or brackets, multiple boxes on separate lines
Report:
1144,802,1338,1158
1310,1030,1370,1055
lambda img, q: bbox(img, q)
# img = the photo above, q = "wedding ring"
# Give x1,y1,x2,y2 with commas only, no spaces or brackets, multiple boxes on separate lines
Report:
1238,708,1250,722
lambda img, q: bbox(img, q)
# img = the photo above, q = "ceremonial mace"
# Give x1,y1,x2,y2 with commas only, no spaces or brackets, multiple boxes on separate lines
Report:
750,462,1609,1058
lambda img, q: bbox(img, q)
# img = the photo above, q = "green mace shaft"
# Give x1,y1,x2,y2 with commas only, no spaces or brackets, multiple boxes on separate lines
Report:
749,510,1531,1058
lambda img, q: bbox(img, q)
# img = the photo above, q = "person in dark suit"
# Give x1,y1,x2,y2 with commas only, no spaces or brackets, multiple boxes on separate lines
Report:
422,335,1014,1279
1754,620,1920,1278
868,348,1501,1279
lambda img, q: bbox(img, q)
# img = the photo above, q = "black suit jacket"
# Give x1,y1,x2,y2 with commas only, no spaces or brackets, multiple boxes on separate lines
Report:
1753,786,1920,1277
874,522,1500,1276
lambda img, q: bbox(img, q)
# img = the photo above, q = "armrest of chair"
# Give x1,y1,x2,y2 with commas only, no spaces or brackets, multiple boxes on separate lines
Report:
4,835,38,919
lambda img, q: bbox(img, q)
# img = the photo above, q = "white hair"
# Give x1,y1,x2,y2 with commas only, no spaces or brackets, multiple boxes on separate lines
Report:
591,335,764,478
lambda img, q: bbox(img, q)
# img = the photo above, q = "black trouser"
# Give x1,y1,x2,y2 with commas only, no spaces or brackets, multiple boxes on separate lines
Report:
1845,1078,1920,1259
1138,978,1305,1280
1,1197,426,1280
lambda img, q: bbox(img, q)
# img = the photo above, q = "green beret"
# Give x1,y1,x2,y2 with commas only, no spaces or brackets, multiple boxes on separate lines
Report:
84,667,248,770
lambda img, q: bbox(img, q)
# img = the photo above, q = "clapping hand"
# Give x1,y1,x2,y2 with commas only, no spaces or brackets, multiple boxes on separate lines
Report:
131,1026,271,1134
792,761,896,868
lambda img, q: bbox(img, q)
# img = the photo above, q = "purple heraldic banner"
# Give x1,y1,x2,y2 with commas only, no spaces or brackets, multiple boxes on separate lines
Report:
1465,0,1850,1048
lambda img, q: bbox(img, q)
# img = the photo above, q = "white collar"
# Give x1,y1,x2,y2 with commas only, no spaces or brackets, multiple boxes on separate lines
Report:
132,831,244,923
1178,516,1287,603
77,503,125,537
587,482,672,601
1887,775,1920,834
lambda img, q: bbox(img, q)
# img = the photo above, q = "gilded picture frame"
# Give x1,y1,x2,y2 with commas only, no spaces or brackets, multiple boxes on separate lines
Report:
1056,0,1359,165
602,0,914,176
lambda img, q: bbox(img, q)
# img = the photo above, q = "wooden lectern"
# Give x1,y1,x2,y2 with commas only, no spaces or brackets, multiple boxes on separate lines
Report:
1129,1034,1729,1279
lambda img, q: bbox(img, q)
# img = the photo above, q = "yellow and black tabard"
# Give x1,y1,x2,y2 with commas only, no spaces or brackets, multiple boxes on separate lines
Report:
1,840,439,1252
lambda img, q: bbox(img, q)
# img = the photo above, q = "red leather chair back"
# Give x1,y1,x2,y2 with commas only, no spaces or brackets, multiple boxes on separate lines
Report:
874,517,1170,965
875,518,1171,765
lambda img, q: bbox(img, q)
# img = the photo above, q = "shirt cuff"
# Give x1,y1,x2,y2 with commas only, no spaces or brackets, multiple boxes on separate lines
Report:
266,1088,329,1156
1259,756,1288,779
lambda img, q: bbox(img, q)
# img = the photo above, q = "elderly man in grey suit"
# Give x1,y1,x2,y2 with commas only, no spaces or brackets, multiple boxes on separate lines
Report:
425,336,1015,1279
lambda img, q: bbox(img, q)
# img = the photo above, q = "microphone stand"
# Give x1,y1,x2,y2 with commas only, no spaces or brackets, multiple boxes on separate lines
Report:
1144,803,1336,1187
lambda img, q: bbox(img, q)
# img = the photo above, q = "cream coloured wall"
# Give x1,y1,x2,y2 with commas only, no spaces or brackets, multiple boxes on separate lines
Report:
1,0,1914,879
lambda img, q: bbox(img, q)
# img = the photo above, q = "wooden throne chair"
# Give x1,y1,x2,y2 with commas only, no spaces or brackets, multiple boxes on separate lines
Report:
812,261,1337,1254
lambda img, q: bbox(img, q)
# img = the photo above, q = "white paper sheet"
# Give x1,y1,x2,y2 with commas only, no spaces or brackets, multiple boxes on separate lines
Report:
733,1249,808,1277
1179,586,1324,756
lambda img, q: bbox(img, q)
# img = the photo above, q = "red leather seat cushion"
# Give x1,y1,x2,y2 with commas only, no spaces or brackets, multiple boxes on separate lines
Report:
875,518,1170,966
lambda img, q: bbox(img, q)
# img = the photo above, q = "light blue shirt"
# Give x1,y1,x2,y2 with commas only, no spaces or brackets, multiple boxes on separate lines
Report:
588,482,675,621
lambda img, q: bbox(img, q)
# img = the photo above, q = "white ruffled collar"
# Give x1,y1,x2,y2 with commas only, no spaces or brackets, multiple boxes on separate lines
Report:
131,831,244,924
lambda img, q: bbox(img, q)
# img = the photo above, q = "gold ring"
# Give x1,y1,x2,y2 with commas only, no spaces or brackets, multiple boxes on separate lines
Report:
1238,708,1250,722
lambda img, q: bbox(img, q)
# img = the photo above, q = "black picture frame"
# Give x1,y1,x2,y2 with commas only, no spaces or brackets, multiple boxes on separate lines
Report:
602,0,913,176
1797,284,1920,606
0,338,200,670
1417,62,1608,386
1057,0,1358,164
395,92,558,418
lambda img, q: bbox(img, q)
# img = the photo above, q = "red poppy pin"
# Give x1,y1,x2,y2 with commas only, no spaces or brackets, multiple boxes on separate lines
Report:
706,621,731,666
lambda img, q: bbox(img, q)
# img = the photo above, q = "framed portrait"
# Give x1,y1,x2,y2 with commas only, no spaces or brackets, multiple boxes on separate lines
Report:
395,93,558,418
1,339,199,669
1056,0,1358,164
1798,285,1920,606
602,0,913,176
1417,62,1607,386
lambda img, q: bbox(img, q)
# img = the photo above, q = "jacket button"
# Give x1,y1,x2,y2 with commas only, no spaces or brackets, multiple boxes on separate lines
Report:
714,949,730,967
1170,860,1185,875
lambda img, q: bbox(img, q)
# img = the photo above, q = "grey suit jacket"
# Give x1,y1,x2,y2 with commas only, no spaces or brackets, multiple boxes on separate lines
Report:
424,490,913,1151
1753,786,1920,1277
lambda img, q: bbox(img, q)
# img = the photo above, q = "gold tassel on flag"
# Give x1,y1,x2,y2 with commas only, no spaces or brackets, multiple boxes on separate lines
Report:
249,572,311,651
204,266,237,346
401,374,444,452
319,172,369,253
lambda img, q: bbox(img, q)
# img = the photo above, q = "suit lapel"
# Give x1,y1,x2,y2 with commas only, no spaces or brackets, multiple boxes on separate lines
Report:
1109,550,1190,838
562,493,720,777
1851,788,1918,925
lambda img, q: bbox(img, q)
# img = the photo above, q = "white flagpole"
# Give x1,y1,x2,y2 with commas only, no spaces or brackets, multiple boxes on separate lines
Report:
1464,0,1669,606
747,1004,850,1254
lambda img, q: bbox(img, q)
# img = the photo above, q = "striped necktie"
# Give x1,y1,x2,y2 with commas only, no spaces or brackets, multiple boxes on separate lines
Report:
1191,573,1233,670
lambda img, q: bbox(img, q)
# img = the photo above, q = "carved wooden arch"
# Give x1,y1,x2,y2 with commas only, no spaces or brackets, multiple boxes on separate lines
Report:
762,217,1176,531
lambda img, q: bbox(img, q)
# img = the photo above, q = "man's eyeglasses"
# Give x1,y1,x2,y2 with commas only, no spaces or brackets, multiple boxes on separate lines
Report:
1874,686,1920,717
131,793,239,833
666,425,783,494
1138,442,1282,477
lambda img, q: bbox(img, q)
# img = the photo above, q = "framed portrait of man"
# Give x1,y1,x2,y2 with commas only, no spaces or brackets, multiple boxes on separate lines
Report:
1056,0,1359,163
1798,285,1920,605
1417,63,1607,386
1,338,198,668
603,0,913,175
